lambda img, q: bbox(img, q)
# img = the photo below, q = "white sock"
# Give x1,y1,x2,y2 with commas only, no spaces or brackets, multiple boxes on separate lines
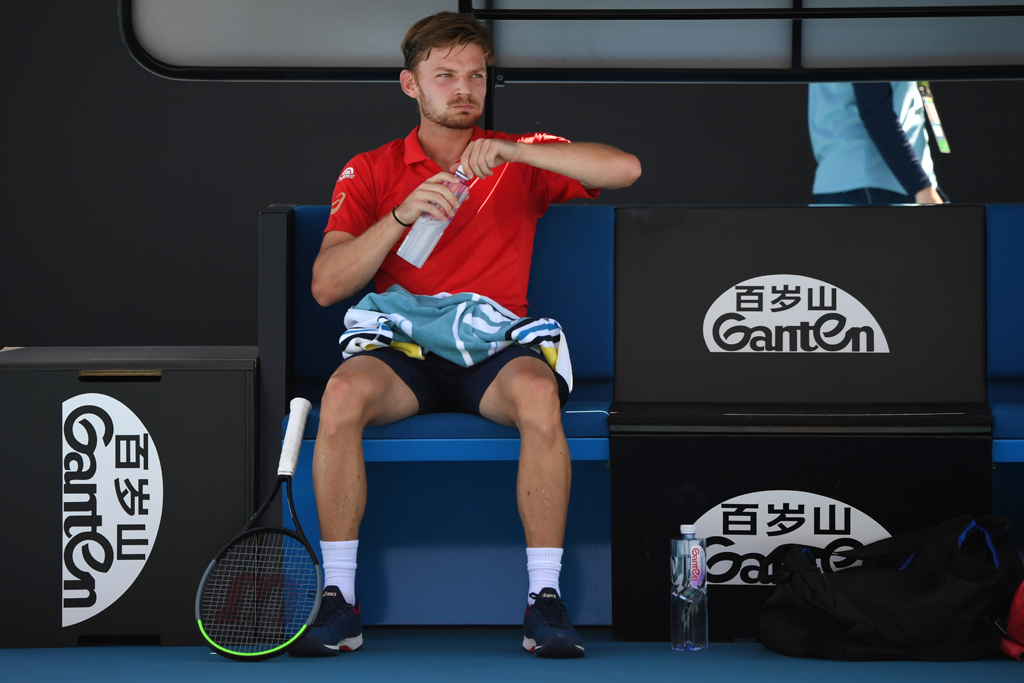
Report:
527,547,563,604
321,540,358,605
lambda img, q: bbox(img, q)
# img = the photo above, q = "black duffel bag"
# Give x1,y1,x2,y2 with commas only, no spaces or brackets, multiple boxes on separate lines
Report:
759,514,1024,661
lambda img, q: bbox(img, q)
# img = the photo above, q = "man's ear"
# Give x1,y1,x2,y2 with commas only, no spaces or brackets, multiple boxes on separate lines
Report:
400,70,419,99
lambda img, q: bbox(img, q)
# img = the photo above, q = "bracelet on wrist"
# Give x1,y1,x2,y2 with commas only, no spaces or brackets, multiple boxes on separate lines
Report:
392,206,413,227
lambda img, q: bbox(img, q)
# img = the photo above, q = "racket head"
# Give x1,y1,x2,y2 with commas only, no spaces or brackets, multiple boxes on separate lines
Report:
195,526,323,661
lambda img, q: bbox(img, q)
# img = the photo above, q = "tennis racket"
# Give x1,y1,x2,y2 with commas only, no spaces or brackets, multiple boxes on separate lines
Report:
195,397,322,661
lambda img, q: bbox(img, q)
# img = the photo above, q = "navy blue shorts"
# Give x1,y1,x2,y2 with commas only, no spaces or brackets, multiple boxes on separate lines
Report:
355,346,569,416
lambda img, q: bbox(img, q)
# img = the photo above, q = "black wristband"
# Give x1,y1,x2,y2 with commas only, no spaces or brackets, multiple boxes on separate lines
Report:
392,206,413,227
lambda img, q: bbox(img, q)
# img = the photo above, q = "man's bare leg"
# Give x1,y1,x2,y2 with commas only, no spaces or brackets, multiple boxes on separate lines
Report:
480,355,585,658
313,354,419,542
291,353,419,657
479,355,571,549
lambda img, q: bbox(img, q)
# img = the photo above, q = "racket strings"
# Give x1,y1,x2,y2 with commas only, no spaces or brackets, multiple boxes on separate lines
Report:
198,530,320,653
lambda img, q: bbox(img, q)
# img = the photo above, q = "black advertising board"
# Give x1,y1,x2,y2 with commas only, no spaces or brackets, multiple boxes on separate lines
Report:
608,207,991,641
609,432,992,641
613,206,987,405
0,347,256,647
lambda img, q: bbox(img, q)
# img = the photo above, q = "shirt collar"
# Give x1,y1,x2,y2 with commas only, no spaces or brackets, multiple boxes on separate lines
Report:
404,126,485,167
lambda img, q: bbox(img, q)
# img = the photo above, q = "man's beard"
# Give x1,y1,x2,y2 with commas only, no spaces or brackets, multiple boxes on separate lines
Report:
419,95,481,130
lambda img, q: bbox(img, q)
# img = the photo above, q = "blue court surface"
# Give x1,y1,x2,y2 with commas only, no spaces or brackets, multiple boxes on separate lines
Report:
2,628,1021,683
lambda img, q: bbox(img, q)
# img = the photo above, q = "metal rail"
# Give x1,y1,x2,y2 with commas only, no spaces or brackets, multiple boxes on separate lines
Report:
461,4,1024,21
120,0,1024,85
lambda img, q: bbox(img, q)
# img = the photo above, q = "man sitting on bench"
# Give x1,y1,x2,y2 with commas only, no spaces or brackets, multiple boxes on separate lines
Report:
289,10,640,659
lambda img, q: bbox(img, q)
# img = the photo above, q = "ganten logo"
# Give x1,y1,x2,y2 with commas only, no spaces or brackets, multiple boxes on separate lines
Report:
62,394,163,626
703,274,889,353
693,490,890,586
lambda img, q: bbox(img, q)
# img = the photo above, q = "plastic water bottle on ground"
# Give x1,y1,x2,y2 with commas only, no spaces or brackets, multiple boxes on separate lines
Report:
396,165,471,268
671,524,708,651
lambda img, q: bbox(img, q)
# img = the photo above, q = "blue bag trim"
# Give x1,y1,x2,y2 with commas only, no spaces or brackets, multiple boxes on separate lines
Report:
959,520,1001,570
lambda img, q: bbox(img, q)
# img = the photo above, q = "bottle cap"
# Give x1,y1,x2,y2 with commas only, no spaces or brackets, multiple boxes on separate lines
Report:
680,524,696,535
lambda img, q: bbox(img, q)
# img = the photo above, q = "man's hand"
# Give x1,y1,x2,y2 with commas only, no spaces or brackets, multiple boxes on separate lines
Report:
914,186,943,204
394,171,466,225
454,138,522,180
312,172,465,307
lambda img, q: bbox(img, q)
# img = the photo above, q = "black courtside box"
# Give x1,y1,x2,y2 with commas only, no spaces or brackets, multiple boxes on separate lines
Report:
609,206,990,641
0,346,257,647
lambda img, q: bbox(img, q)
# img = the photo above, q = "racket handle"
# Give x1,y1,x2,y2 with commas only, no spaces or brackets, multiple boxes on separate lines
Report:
278,397,312,478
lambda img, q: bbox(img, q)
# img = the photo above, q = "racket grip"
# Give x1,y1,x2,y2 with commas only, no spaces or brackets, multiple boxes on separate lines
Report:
278,397,312,478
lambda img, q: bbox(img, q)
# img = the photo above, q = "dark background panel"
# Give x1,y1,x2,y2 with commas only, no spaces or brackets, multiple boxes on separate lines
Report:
2,2,1023,347
493,82,819,206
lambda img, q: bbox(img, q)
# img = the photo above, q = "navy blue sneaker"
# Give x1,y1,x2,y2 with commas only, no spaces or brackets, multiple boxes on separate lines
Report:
523,588,585,658
289,586,363,656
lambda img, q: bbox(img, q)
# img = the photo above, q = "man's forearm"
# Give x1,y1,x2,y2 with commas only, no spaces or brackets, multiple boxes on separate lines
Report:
515,141,642,190
311,214,406,307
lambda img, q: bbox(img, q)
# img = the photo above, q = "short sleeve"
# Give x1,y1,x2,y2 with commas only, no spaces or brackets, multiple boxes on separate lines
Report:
324,154,379,237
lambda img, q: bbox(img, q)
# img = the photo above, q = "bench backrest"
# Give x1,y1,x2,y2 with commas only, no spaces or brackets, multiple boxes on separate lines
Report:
987,205,1024,386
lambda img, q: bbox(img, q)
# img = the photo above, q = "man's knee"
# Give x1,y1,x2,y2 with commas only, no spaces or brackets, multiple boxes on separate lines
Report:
507,365,562,430
319,368,379,432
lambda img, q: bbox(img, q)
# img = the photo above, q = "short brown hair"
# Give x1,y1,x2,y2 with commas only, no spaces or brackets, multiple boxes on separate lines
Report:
401,11,495,73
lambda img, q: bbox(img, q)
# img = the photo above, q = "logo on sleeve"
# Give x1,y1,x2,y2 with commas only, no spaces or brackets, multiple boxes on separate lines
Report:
338,167,355,181
331,193,346,215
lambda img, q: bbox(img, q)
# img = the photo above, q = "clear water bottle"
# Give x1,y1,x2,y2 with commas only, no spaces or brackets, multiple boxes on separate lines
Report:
396,165,471,268
670,524,708,651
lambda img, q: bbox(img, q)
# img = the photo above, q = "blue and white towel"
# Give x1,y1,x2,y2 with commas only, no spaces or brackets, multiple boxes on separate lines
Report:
340,285,573,392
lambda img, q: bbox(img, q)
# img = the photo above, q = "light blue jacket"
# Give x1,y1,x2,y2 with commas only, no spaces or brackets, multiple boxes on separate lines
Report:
809,82,936,196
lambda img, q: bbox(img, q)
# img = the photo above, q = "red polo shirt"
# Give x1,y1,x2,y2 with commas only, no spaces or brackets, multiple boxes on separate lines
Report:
324,126,599,317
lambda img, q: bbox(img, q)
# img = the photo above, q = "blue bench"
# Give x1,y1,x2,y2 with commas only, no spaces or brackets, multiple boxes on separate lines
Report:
987,205,1024,464
258,203,615,625
257,202,1024,626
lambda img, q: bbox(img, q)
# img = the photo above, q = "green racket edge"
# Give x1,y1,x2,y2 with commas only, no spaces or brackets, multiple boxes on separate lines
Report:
197,620,309,661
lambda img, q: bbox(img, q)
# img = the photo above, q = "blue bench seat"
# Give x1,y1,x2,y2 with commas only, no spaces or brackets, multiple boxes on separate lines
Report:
299,396,611,462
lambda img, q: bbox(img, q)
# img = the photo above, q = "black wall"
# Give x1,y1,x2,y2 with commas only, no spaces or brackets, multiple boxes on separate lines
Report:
3,2,1023,347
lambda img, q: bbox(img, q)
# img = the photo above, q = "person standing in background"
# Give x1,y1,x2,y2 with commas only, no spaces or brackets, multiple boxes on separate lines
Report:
808,82,946,205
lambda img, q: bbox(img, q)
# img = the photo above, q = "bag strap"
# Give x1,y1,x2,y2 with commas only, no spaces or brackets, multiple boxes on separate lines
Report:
839,514,974,565
760,543,830,584
959,520,1002,570
762,515,1017,584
